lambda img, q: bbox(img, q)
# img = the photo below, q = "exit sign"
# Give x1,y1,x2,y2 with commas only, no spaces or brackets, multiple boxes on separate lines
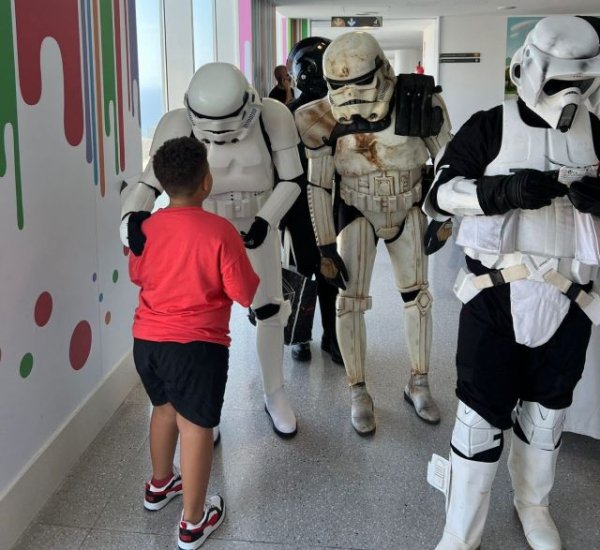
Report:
331,16,383,28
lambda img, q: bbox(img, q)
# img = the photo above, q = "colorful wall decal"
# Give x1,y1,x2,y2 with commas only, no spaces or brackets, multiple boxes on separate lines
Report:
0,1,23,229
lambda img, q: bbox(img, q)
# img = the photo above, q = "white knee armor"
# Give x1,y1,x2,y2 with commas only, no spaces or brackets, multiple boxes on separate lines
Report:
513,400,566,451
451,400,503,458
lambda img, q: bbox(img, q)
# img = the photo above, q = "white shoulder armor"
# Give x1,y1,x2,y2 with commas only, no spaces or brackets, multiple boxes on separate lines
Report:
261,98,299,152
295,97,337,149
261,98,302,179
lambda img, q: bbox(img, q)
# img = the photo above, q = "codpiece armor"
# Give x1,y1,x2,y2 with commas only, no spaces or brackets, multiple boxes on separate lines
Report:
121,63,303,438
424,16,600,550
295,31,452,434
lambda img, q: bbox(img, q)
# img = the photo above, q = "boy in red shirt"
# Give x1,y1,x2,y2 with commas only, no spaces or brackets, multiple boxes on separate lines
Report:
129,136,259,549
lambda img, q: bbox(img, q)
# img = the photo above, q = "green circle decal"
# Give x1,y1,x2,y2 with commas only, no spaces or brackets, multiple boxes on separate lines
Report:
112,269,119,283
20,353,34,378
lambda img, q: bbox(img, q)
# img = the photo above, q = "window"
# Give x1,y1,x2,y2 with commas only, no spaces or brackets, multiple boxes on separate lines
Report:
193,0,216,70
135,0,165,164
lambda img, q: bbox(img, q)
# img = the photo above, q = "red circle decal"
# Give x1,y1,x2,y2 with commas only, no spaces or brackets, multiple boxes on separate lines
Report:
69,321,92,370
34,292,53,327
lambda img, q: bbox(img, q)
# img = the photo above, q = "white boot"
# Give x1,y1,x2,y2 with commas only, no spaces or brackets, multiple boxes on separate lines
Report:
430,451,498,550
264,386,297,438
508,433,562,550
350,383,376,435
404,373,441,424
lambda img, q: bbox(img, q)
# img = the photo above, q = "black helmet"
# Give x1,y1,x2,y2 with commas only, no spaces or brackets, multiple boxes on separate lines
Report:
287,36,331,99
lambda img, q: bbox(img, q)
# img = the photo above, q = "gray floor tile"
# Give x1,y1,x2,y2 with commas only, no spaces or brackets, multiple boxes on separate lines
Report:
13,524,88,550
81,529,174,549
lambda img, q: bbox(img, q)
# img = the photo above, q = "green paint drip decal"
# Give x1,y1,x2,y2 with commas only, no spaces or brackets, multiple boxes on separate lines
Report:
0,2,23,229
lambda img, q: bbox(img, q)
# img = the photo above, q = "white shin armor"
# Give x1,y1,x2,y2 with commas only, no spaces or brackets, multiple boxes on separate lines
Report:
429,450,499,550
403,290,432,375
513,400,566,451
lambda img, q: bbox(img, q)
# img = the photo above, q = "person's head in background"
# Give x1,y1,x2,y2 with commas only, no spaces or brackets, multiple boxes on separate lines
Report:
274,65,291,88
153,137,212,206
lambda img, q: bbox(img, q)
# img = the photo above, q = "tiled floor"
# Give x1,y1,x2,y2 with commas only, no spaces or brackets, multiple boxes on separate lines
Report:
14,242,600,549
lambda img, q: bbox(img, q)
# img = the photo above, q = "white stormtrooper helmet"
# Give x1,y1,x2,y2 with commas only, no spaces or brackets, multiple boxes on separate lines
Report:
323,31,396,124
184,62,262,144
510,16,600,132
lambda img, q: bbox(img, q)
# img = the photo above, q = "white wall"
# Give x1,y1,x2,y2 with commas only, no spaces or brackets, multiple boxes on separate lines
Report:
0,1,140,546
422,20,439,81
438,15,506,131
388,49,420,75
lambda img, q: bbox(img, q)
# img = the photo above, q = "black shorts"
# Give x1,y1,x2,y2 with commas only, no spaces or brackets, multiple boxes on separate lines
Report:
133,339,229,428
455,280,592,430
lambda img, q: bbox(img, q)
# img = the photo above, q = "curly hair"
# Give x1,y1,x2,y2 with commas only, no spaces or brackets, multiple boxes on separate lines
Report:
153,137,208,197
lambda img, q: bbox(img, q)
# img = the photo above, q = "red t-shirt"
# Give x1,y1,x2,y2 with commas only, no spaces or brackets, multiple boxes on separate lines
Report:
129,207,259,346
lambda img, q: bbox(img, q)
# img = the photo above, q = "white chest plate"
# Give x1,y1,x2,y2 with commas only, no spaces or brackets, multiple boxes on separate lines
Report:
207,121,274,195
457,100,600,266
333,115,429,177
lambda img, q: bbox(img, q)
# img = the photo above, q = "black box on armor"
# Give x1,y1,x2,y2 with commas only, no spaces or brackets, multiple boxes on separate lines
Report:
282,268,317,345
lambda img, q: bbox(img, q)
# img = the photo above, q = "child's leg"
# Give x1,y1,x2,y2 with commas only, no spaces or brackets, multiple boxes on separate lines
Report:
150,403,179,480
176,412,213,524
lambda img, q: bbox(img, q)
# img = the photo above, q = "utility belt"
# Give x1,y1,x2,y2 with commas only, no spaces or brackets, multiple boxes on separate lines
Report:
340,168,422,213
454,256,600,325
203,190,271,219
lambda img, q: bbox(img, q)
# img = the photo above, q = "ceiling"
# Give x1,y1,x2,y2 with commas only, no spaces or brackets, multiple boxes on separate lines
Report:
275,1,599,52
273,0,600,19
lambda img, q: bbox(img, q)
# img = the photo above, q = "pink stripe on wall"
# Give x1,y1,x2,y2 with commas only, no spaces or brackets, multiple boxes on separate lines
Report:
238,0,252,82
281,16,287,64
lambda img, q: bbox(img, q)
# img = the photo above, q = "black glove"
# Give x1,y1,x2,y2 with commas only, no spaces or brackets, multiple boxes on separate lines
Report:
476,169,567,215
318,244,349,290
127,211,151,256
424,218,453,256
241,217,269,249
568,176,600,216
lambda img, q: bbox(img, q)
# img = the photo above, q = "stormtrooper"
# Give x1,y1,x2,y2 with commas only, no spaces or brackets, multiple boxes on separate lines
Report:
423,16,600,550
279,36,344,365
294,31,452,434
121,63,303,438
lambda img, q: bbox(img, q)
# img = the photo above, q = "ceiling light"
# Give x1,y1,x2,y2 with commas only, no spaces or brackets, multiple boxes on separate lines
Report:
497,5,517,10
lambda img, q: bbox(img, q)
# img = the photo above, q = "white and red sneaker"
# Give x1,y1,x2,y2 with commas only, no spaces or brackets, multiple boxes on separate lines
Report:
178,495,225,549
143,468,183,511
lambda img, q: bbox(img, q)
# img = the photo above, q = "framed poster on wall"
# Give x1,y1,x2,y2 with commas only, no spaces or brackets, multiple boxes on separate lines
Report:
505,16,543,97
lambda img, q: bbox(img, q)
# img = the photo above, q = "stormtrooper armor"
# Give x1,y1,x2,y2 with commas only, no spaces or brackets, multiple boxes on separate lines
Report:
295,31,452,434
425,16,600,549
121,63,303,437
